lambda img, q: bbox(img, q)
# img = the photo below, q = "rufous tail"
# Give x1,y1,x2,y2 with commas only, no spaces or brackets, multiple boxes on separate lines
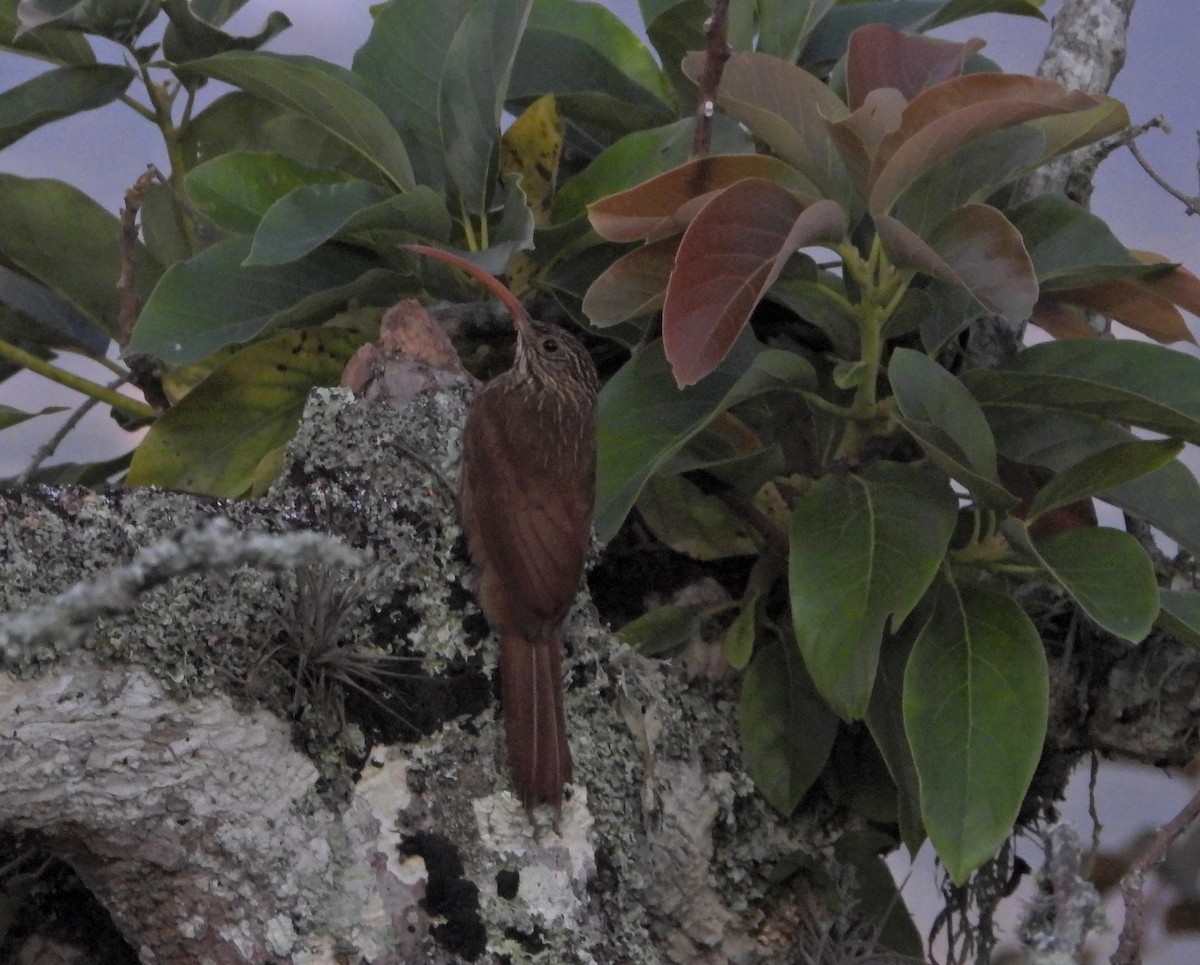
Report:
499,632,571,810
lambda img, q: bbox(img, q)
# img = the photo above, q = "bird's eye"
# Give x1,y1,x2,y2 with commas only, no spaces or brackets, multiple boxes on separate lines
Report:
541,337,560,353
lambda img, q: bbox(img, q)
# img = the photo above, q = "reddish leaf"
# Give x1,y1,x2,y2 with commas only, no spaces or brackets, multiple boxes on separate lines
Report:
587,154,810,243
877,204,1037,321
827,88,908,195
1029,300,1095,340
1132,254,1200,321
582,236,679,327
869,74,1101,213
663,179,846,387
1048,278,1196,345
1031,95,1129,162
681,50,850,203
846,24,985,111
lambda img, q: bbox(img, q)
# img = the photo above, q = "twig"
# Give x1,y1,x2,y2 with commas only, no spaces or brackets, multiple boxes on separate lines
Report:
15,374,132,484
689,0,731,158
1124,119,1200,217
0,519,363,667
119,165,171,411
685,469,789,555
1111,783,1200,965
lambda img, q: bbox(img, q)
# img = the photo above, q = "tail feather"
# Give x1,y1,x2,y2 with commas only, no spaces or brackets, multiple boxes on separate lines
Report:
499,633,571,810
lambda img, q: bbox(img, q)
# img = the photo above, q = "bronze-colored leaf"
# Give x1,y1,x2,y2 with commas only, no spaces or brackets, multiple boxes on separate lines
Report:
877,205,1037,322
826,88,908,196
664,179,846,386
582,235,678,327
587,154,810,243
846,23,985,111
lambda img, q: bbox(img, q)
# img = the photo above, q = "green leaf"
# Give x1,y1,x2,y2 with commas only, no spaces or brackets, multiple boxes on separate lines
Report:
643,0,706,109
1006,523,1158,643
1027,438,1183,520
1,0,95,64
184,51,415,191
833,830,925,958
741,631,839,815
616,603,701,656
790,461,957,720
0,174,161,338
554,117,751,223
923,0,1047,30
768,276,862,359
866,612,928,857
509,0,673,136
965,340,1200,446
15,0,159,44
757,0,836,63
1158,590,1200,650
1009,194,1154,291
0,263,108,353
904,580,1048,883
637,473,760,560
127,236,383,364
351,0,472,192
185,151,351,233
724,596,758,671
0,63,132,149
126,327,369,497
987,407,1200,559
438,0,533,215
0,402,65,429
889,347,1018,509
596,333,814,541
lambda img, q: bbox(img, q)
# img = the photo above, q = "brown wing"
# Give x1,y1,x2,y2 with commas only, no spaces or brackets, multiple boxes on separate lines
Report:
459,378,595,643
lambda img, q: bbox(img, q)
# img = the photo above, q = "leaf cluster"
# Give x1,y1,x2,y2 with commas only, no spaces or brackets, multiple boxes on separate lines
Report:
2,0,1200,930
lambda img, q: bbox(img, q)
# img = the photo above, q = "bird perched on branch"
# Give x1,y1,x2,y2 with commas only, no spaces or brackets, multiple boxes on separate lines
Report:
404,244,599,812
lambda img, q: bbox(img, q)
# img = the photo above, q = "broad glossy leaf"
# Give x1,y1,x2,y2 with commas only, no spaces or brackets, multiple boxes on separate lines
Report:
1006,522,1158,642
350,0,472,192
904,581,1047,883
127,326,369,497
923,0,1047,29
1028,94,1128,163
866,612,928,856
139,181,193,267
582,235,677,327
510,0,672,134
637,473,760,560
588,153,811,243
847,24,982,110
889,347,1017,508
987,407,1200,559
665,181,846,386
0,174,160,338
757,0,835,62
184,51,415,191
1048,278,1196,345
1008,194,1150,291
0,0,95,64
1158,590,1200,650
964,340,1200,445
877,205,1037,322
801,2,939,68
185,151,350,233
790,461,957,720
833,830,925,958
642,0,706,108
127,237,381,364
681,50,849,204
741,631,839,815
246,182,450,266
768,276,861,359
0,263,108,353
438,0,533,215
0,63,132,150
617,603,701,656
596,334,814,541
869,74,1100,214
16,0,158,44
1027,439,1183,520
555,117,751,223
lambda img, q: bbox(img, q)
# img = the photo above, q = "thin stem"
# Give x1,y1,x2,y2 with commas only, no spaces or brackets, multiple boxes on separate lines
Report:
689,0,731,158
16,375,130,483
459,197,479,251
0,337,156,421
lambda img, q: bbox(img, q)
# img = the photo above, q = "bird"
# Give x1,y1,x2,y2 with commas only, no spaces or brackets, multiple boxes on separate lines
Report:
403,244,599,811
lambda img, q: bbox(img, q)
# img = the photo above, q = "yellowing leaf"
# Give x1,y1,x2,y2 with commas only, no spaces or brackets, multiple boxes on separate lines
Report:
500,94,564,227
